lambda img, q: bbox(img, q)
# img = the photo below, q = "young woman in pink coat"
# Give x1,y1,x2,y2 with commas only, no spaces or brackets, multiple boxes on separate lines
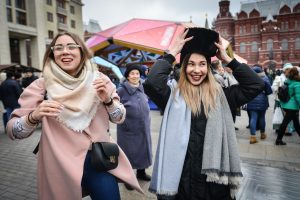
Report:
6,32,142,200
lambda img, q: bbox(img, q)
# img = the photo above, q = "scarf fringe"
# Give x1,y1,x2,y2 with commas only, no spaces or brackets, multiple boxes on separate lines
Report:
148,188,178,196
204,170,243,199
55,99,100,132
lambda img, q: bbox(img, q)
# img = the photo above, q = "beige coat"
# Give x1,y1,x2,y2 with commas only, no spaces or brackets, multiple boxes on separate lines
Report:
7,78,142,200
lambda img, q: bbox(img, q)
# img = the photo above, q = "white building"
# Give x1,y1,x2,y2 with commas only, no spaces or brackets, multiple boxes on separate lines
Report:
0,0,84,70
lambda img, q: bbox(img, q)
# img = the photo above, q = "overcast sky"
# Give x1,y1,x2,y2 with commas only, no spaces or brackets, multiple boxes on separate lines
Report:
82,0,245,30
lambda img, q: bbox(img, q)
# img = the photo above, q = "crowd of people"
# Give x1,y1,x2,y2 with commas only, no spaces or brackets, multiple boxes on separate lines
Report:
1,28,299,200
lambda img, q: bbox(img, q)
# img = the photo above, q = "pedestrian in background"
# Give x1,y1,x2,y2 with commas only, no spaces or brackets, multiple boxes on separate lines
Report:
211,59,240,130
276,67,300,145
144,28,264,200
117,64,152,190
6,32,142,200
272,63,295,135
21,67,38,88
0,71,22,128
246,65,272,144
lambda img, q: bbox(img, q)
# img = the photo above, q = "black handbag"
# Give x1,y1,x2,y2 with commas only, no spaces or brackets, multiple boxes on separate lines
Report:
91,142,119,171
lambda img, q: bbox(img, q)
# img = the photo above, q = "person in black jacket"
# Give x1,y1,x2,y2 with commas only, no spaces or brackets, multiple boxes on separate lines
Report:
0,71,22,128
144,28,264,200
21,68,38,88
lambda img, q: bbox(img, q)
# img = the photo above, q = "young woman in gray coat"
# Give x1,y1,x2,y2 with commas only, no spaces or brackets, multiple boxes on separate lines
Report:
117,65,152,189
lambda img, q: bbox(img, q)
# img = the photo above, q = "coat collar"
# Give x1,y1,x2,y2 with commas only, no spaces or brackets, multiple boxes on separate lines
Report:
122,80,144,95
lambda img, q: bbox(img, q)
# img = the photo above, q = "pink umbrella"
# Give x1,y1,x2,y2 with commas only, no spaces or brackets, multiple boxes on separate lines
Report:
86,34,110,51
86,18,196,55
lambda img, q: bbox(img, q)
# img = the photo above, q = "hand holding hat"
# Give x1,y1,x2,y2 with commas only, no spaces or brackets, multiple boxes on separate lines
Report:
167,29,193,58
214,36,233,64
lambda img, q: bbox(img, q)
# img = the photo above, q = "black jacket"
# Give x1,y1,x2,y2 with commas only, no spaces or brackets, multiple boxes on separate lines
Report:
144,54,264,200
0,78,22,109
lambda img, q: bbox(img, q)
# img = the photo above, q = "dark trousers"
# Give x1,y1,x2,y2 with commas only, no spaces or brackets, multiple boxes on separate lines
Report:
277,109,300,141
81,151,120,200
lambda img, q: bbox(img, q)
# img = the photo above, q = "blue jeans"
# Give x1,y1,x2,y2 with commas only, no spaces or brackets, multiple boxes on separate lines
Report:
3,107,14,128
249,110,266,135
81,151,120,200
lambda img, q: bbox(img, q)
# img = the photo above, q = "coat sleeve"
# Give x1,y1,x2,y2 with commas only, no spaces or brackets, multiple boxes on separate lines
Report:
6,78,45,140
143,54,174,111
223,59,265,112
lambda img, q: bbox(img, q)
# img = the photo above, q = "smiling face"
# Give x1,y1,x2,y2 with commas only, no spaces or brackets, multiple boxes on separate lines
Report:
127,69,141,85
185,53,208,86
52,35,81,76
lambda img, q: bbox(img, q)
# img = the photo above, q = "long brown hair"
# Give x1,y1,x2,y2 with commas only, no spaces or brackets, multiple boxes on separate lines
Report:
42,32,93,76
176,53,221,117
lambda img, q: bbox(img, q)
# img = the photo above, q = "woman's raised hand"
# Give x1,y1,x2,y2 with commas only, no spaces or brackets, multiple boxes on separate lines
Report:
214,36,233,64
167,29,193,57
93,77,112,103
31,100,64,121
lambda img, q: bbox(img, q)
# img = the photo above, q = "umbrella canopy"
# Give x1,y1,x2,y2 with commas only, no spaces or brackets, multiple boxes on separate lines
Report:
91,56,124,80
86,18,197,55
0,64,41,73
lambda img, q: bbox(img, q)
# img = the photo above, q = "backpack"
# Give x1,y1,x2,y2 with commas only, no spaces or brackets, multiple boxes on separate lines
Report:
278,83,290,102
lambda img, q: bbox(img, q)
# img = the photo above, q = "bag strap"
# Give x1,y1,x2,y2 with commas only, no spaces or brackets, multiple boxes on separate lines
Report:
32,90,48,155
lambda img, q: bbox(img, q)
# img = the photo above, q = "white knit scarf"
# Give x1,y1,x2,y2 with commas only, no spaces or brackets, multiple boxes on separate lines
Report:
43,60,100,132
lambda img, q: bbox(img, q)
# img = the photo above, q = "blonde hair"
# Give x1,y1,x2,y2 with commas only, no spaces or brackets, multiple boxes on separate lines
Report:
176,53,221,117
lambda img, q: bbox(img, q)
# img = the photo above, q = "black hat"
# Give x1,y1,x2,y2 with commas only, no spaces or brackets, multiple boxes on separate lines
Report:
124,64,142,78
24,67,34,73
180,28,219,64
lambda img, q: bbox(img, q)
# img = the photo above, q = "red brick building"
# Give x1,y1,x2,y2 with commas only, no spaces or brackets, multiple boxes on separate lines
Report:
214,0,300,69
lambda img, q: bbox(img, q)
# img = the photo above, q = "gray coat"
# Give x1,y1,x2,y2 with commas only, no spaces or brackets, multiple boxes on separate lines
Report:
117,81,152,169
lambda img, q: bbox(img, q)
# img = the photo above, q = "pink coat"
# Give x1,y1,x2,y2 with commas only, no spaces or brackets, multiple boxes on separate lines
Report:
7,78,143,200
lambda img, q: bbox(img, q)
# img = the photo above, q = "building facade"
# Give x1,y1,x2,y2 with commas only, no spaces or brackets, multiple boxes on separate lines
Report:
84,19,102,41
214,0,300,68
0,0,84,70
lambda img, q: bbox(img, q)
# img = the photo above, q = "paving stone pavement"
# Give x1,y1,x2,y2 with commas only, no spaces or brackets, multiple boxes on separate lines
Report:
1,95,300,199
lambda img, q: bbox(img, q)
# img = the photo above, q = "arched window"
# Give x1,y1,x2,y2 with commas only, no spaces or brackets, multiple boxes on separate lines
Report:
267,39,273,51
240,42,246,53
281,39,288,50
296,38,300,50
251,41,258,52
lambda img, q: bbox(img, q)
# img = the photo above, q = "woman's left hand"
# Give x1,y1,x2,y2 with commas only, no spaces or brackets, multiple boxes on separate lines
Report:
93,77,111,103
214,36,233,64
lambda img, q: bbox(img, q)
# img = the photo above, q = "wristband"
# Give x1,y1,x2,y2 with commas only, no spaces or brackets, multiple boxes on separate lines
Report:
28,111,39,125
103,98,113,106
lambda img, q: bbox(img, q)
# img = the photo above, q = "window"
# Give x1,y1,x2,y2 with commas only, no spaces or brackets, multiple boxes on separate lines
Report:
6,0,11,6
251,41,258,52
295,20,300,29
16,10,26,25
46,0,52,5
281,21,288,30
15,0,26,10
47,12,53,22
267,39,273,51
70,5,75,14
281,39,288,50
251,25,258,33
57,0,65,9
57,14,66,24
7,8,12,22
239,25,246,34
71,20,76,28
48,30,54,39
240,42,246,53
296,38,300,50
